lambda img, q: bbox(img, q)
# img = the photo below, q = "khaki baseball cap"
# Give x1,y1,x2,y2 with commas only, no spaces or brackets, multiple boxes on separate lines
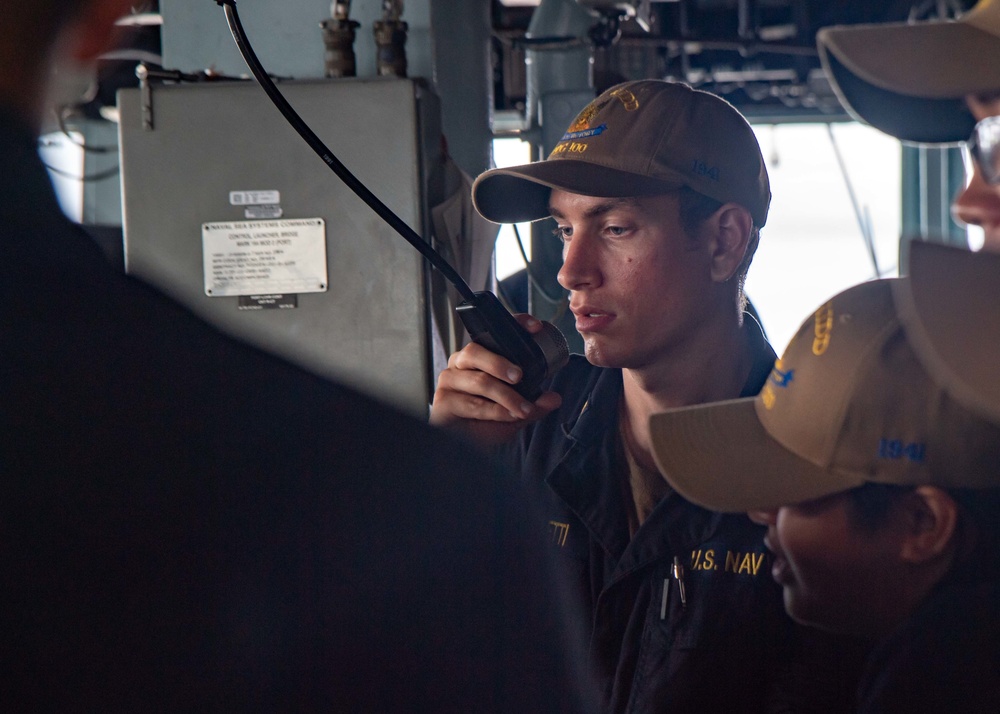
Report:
817,0,1000,144
648,279,1000,513
472,80,771,227
894,241,1000,424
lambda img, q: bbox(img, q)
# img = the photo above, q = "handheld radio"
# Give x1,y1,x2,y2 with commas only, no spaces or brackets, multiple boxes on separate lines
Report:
213,0,568,401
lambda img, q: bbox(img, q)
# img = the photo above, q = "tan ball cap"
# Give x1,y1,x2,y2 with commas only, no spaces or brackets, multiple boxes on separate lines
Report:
894,241,1000,425
472,80,770,227
649,279,1000,513
817,0,1000,143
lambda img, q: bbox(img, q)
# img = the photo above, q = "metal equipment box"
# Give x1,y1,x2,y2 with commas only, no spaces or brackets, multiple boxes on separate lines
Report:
119,78,442,414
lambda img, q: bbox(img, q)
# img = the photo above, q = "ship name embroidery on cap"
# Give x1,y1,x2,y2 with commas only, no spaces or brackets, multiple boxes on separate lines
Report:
761,358,794,410
690,159,720,181
557,98,607,147
556,86,640,145
560,124,608,142
876,439,926,464
813,301,834,355
608,86,639,111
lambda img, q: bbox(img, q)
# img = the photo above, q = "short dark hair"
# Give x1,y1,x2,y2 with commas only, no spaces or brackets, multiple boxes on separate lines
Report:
845,482,1000,584
844,482,909,532
677,186,760,315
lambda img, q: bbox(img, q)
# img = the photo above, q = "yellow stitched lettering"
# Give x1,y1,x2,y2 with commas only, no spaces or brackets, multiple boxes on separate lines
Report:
690,549,716,571
725,550,764,575
761,384,775,410
703,549,716,570
609,87,639,111
548,521,570,547
725,551,740,573
551,142,588,156
813,301,834,355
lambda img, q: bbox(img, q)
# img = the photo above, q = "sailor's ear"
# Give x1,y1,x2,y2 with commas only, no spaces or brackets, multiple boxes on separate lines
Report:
705,203,752,283
898,486,959,565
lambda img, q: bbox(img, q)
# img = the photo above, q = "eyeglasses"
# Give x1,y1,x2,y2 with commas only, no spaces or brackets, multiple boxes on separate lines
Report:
966,115,1000,185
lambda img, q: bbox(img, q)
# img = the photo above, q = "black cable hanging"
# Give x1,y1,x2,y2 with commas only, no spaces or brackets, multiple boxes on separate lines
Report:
215,0,476,303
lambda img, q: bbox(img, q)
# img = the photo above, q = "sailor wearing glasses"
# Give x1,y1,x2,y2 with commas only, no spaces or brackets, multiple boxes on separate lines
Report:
815,1,1000,431
818,0,1000,252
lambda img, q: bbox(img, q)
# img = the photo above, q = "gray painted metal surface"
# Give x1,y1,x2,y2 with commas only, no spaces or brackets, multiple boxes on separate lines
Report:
119,78,441,413
161,0,432,82
429,0,492,177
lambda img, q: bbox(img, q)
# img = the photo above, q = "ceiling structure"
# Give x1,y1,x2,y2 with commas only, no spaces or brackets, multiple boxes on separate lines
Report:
491,0,976,123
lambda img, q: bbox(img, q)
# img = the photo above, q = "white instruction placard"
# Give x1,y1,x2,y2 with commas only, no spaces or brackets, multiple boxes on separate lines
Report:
202,218,328,297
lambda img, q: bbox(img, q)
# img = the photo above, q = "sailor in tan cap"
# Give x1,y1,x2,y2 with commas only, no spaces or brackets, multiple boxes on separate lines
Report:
650,278,1000,713
817,1,1000,424
432,80,865,713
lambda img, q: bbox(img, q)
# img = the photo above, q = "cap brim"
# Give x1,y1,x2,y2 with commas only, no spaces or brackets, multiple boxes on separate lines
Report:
472,161,683,224
894,242,1000,424
817,22,991,144
649,398,865,513
818,21,1000,99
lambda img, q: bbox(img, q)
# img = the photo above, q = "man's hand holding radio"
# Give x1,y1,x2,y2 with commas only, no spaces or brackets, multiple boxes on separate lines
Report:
430,314,562,446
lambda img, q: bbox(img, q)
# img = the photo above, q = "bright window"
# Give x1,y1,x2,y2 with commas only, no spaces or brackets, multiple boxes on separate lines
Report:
492,137,535,281
39,131,85,223
745,122,901,351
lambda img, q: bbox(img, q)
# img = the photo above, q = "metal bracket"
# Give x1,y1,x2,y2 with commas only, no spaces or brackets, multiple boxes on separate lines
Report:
136,63,153,131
